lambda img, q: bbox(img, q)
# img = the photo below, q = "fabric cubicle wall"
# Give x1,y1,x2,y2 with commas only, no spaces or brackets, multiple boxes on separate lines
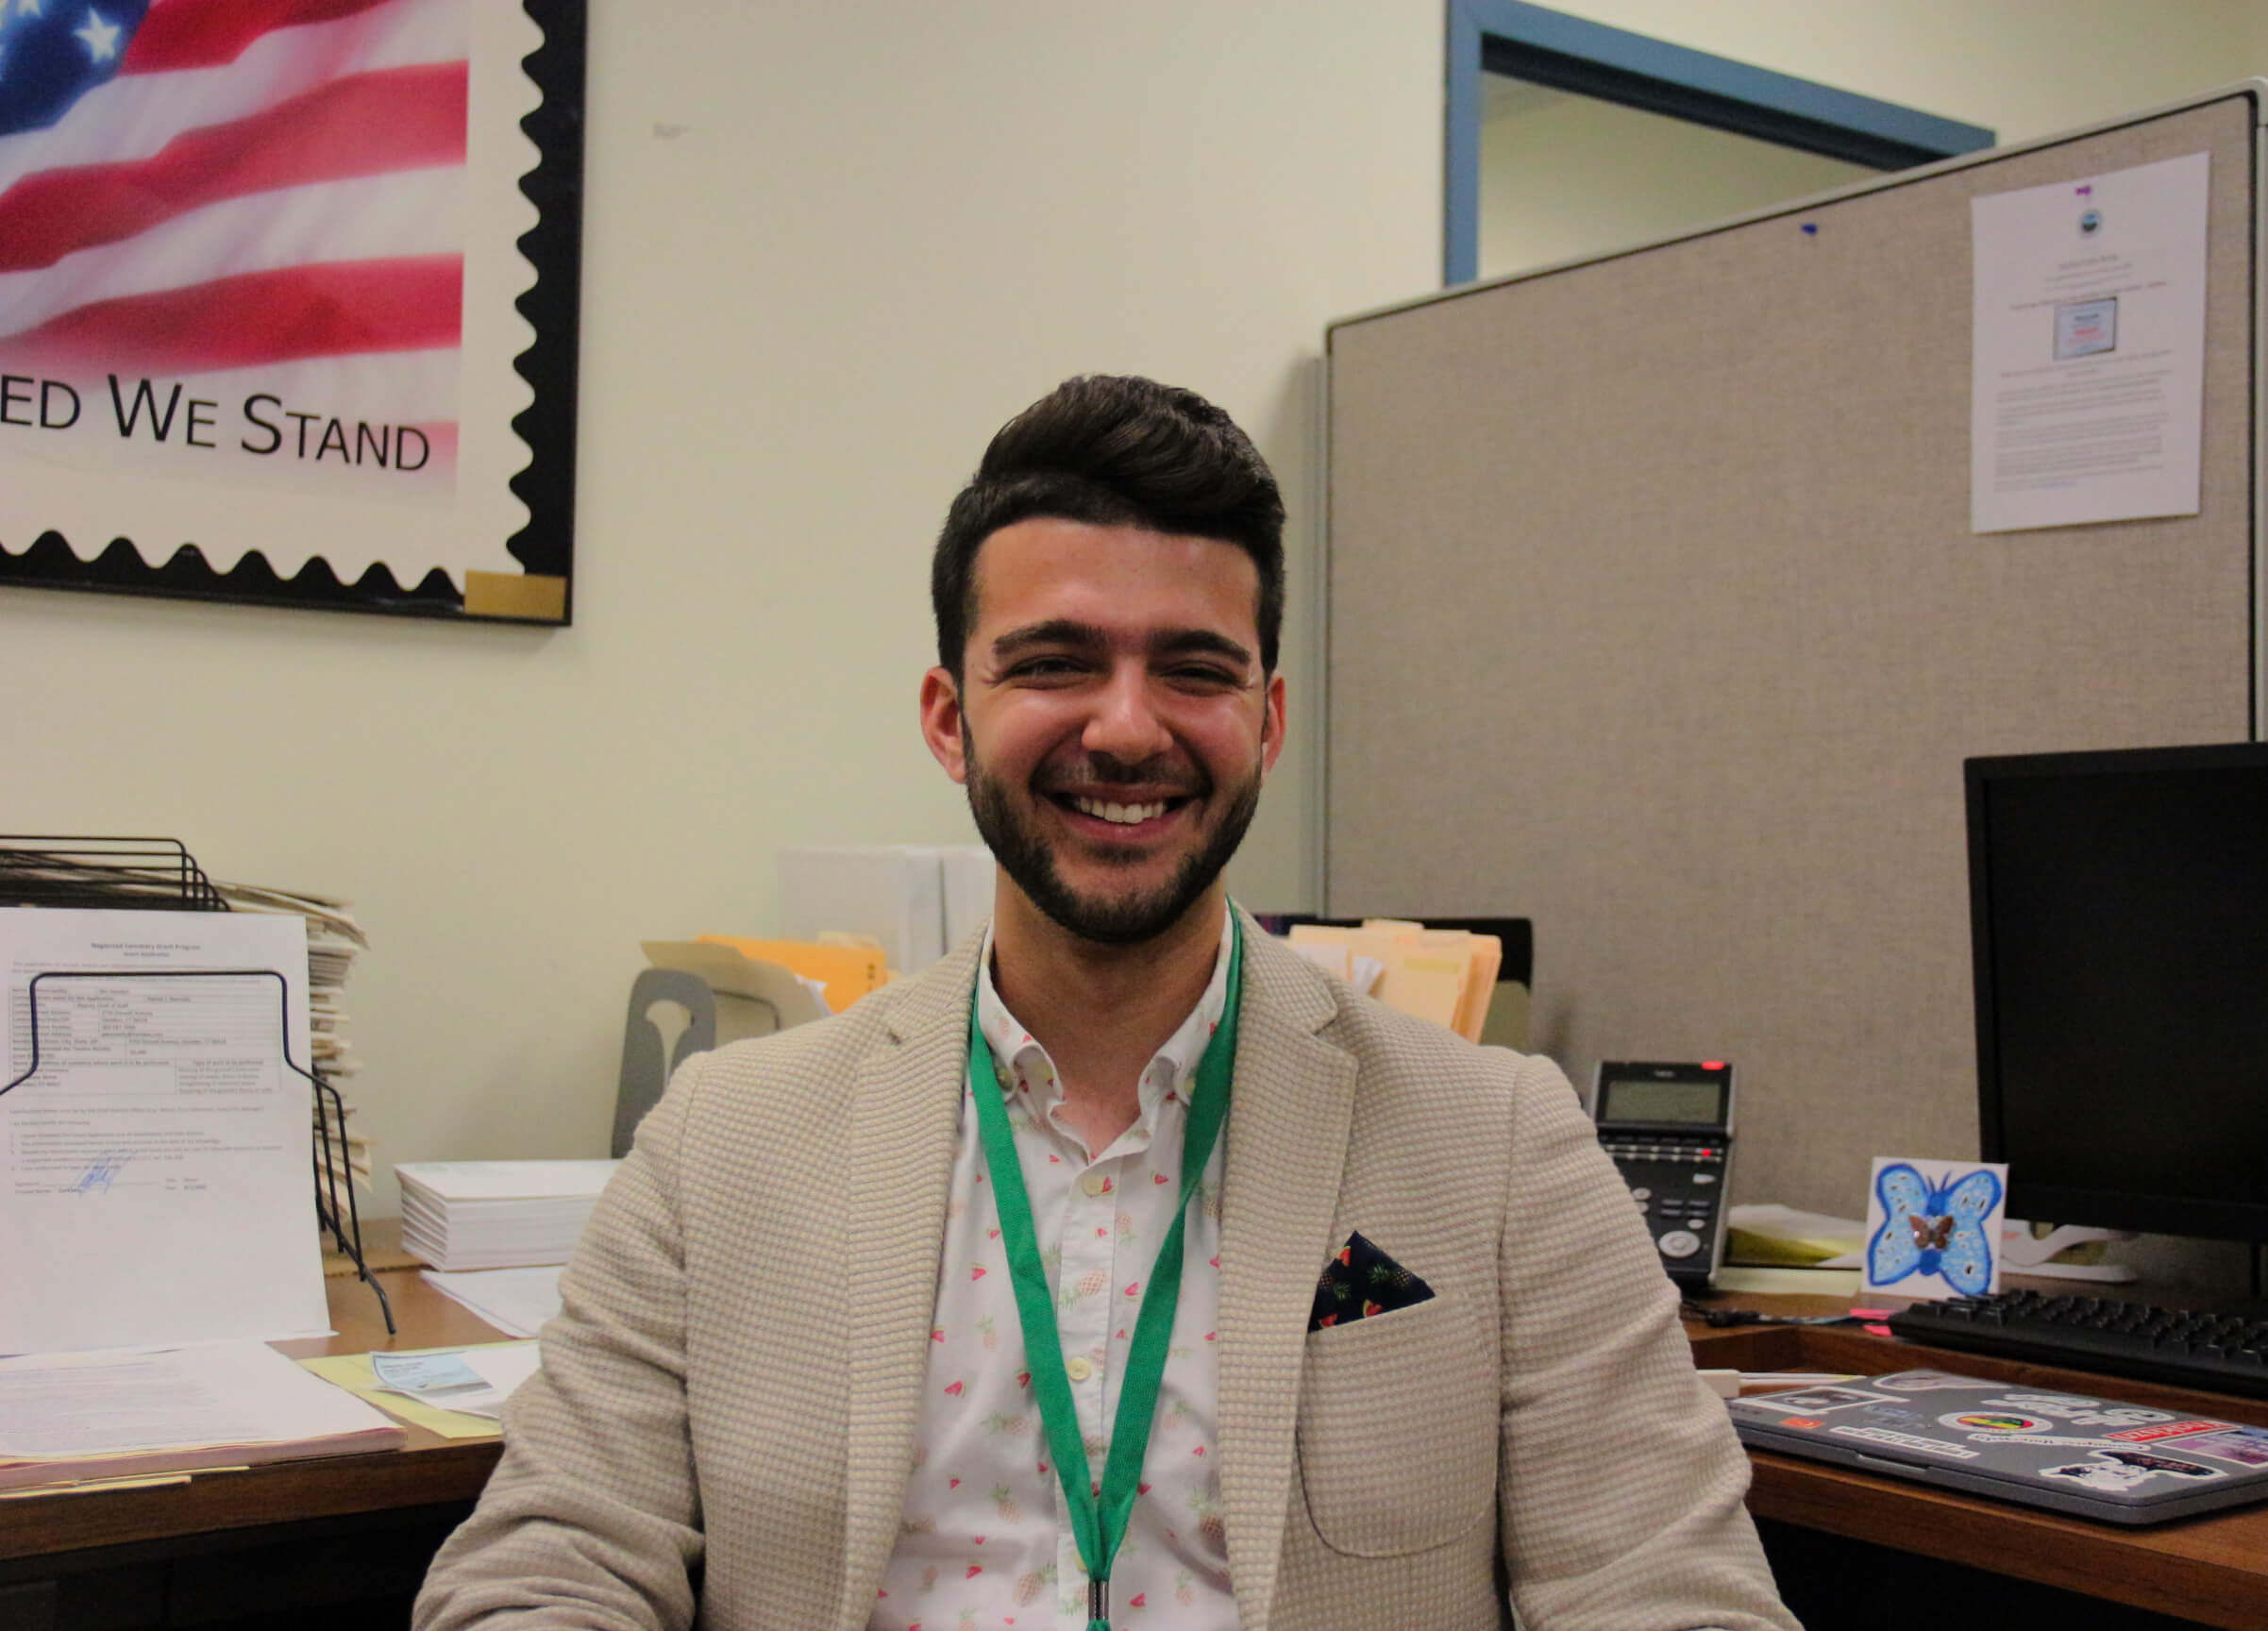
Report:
1323,90,2260,1222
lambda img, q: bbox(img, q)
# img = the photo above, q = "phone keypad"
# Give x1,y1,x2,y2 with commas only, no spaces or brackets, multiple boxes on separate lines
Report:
1599,1135,1727,1284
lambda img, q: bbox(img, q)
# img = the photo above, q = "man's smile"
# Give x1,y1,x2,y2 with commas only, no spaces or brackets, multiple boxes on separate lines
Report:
1036,760,1207,840
1066,794,1176,826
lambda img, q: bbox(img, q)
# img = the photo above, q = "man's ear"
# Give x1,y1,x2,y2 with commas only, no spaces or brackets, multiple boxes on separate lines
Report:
1258,671,1287,781
920,666,969,784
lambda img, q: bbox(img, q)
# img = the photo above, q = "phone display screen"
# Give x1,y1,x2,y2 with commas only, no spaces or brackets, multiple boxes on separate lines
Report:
1601,1077,1723,1126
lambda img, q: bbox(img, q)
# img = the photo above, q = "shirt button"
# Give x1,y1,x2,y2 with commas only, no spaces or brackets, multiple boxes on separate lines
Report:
1080,1170,1108,1196
1067,1356,1093,1382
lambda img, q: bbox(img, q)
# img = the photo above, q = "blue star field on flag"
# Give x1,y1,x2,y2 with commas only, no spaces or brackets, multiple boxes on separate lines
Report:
0,2,152,138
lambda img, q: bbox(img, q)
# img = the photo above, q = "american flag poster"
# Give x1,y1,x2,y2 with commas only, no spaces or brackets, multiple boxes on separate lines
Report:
0,0,581,622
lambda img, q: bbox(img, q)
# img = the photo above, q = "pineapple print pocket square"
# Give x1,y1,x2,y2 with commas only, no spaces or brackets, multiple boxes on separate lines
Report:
1308,1231,1435,1331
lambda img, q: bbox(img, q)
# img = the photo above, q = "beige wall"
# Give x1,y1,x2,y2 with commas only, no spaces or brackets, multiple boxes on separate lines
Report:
2,3,2260,1217
1480,85,1875,280
1486,2,2268,283
0,4,1441,1212
1545,1,2268,144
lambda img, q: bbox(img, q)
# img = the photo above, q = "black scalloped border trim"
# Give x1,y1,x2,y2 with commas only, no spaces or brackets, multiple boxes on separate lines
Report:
0,529,463,614
502,0,584,616
0,0,586,626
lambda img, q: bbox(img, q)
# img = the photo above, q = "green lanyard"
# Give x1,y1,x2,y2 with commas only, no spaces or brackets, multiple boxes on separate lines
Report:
965,916,1241,1631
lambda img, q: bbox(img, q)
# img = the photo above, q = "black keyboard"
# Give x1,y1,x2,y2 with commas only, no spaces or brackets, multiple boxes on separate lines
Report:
1888,1289,2268,1398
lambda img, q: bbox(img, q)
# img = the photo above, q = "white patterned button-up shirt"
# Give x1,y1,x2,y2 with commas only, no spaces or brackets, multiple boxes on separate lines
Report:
873,913,1237,1630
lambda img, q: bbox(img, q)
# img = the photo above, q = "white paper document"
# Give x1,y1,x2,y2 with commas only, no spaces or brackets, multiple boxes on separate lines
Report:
421,1266,565,1337
0,909,332,1354
1971,151,2210,532
0,1339,401,1489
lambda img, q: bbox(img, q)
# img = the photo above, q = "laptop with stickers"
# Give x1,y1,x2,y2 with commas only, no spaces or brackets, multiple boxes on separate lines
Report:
1726,1369,2268,1525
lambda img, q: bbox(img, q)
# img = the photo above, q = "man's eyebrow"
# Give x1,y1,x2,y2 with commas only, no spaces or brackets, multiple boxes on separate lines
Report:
1148,629,1254,668
988,621,1256,672
989,619,1108,661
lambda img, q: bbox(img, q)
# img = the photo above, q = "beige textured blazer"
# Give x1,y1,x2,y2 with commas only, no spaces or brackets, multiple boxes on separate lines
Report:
416,916,1796,1631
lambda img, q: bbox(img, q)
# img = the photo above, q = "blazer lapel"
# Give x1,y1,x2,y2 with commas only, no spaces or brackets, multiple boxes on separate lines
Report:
833,938,980,1627
1217,916,1356,1631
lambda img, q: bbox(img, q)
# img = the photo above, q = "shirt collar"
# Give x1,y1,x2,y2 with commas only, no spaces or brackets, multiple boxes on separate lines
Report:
974,905,1236,1119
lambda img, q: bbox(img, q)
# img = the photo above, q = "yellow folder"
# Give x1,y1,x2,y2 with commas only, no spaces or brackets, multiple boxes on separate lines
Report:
1285,920,1500,1043
697,935,891,1016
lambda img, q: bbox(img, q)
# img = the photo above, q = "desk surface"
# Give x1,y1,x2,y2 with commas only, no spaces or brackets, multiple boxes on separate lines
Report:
8,1279,2268,1628
1690,1296,2268,1630
1,1259,508,1566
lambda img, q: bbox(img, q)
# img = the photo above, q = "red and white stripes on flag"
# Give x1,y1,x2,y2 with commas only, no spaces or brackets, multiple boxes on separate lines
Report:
0,0,468,480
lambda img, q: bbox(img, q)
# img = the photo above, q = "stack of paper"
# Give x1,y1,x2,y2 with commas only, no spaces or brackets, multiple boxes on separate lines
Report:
0,1341,403,1492
1282,920,1504,1043
395,1160,620,1271
217,879,374,1194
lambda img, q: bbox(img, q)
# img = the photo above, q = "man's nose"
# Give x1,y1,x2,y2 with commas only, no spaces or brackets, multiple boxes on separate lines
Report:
1082,666,1175,765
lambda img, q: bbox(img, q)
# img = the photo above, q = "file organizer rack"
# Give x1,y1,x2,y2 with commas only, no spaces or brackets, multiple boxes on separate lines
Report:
0,836,394,1332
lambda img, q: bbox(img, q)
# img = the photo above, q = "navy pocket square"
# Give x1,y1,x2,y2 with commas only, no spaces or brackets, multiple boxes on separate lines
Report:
1308,1231,1435,1331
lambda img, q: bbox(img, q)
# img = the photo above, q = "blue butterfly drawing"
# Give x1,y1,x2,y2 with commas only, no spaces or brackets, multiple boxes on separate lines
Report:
1868,1164,2002,1295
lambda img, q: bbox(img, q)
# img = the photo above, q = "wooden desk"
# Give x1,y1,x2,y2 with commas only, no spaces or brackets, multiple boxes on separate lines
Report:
1688,1305,2268,1631
8,1279,2266,1629
0,1263,509,1630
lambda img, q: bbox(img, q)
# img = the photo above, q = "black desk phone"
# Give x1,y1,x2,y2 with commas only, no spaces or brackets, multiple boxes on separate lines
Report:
1589,1060,1735,1291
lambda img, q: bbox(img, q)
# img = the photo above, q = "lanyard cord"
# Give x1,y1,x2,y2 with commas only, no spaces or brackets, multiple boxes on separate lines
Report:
964,916,1242,1631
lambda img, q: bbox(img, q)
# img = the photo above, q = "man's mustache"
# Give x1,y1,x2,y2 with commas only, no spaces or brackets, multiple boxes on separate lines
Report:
1034,753,1208,797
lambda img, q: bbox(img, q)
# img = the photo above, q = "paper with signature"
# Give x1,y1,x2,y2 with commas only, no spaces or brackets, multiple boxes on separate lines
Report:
0,909,331,1354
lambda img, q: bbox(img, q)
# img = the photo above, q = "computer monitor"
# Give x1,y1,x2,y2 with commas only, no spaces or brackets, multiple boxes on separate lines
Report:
1966,741,2268,1245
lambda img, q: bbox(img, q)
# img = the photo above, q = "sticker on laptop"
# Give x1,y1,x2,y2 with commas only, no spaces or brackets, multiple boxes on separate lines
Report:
2160,1427,2268,1467
1756,1386,1895,1414
1977,1392,2176,1428
2042,1448,2223,1490
2042,1458,2161,1493
2098,1449,2222,1479
1992,1434,2127,1449
1829,1425,1979,1459
2104,1420,2239,1445
1874,1370,1998,1393
1857,1404,1927,1427
1940,1411,2055,1435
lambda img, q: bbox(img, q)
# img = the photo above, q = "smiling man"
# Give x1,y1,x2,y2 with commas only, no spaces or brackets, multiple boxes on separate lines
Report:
416,378,1796,1631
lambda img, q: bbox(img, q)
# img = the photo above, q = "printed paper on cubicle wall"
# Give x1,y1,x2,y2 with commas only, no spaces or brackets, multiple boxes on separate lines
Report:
0,909,331,1354
1970,151,2209,533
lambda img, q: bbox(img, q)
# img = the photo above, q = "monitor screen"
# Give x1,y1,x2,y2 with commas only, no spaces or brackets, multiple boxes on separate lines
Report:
1967,742,2268,1244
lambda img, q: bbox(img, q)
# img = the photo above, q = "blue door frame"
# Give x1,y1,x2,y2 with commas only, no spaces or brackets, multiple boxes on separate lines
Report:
1446,1,1996,285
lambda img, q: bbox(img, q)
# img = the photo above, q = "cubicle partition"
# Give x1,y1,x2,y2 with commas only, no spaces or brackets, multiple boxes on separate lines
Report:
1322,89,2261,1219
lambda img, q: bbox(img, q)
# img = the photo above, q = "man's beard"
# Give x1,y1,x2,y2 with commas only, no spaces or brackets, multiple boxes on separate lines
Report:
964,732,1262,947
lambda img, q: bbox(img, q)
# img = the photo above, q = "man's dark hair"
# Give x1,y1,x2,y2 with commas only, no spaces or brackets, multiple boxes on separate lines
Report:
931,375,1285,679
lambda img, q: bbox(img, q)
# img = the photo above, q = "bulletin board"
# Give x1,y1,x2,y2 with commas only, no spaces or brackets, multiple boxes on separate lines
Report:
1322,90,2261,1218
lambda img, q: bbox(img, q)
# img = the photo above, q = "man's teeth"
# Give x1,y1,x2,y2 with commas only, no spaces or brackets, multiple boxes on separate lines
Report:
1072,796,1168,825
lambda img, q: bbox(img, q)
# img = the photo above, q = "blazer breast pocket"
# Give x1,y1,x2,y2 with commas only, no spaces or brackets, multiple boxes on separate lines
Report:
1295,1294,1497,1557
